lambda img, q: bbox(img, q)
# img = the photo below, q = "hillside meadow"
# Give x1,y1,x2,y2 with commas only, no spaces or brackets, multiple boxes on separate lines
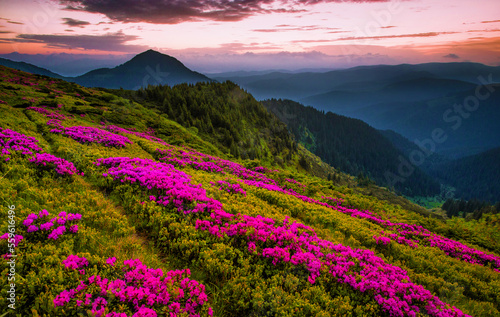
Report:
0,66,499,316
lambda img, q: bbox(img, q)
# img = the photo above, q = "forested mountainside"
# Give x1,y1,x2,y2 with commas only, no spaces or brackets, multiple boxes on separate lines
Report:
429,147,500,203
215,63,500,160
1,66,500,317
378,129,449,173
111,81,296,166
262,99,440,197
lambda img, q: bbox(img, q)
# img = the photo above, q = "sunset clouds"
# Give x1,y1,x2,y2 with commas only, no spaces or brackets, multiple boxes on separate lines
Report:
61,18,90,28
0,0,498,70
11,31,148,52
59,0,388,24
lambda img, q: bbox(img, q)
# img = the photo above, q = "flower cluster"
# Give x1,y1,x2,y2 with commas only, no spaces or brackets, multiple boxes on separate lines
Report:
156,148,278,185
0,128,43,159
97,155,471,317
197,214,470,317
157,148,225,173
96,157,226,215
0,231,24,259
244,179,500,270
26,106,67,120
155,143,500,270
0,233,23,247
210,180,246,196
22,210,81,240
29,153,83,176
62,255,89,270
322,196,345,207
48,122,133,148
285,178,305,187
6,76,38,87
103,124,169,146
0,128,82,177
54,257,213,317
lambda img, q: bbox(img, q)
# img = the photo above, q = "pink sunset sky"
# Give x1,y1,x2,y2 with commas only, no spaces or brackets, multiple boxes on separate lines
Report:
0,0,499,72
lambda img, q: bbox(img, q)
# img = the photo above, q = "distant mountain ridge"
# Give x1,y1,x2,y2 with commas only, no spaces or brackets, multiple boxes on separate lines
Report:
214,63,500,159
0,57,64,79
214,62,500,100
0,50,212,89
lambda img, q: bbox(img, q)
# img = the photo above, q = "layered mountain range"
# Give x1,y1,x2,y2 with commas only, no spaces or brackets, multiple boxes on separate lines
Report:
1,50,499,202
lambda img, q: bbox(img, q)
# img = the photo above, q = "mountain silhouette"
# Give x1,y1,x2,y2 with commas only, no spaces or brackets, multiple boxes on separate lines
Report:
0,57,64,79
72,50,212,89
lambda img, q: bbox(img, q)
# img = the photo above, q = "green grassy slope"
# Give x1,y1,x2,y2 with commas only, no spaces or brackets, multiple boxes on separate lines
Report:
0,66,499,317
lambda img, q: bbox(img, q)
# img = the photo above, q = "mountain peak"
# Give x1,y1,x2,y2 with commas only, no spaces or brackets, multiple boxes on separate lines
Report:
126,49,180,67
137,49,166,58
74,50,212,89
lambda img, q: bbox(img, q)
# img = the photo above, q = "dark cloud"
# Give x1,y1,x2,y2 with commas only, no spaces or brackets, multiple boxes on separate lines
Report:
62,17,91,28
443,53,460,59
59,0,390,24
6,31,147,52
0,31,12,34
7,20,23,25
481,20,500,24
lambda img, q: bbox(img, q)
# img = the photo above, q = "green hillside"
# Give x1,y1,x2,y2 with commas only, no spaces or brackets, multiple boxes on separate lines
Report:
262,99,440,197
1,66,500,317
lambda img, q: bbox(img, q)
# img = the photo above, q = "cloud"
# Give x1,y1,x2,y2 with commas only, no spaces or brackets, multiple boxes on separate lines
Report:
409,36,500,66
253,24,342,33
291,39,337,43
381,26,396,29
172,48,406,73
481,20,500,24
0,31,13,34
7,20,23,25
216,42,284,52
443,53,459,59
334,32,457,41
7,31,148,52
59,0,391,24
62,18,91,28
467,29,500,33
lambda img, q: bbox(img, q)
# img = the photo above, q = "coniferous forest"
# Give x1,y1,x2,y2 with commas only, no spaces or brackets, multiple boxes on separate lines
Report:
262,99,441,197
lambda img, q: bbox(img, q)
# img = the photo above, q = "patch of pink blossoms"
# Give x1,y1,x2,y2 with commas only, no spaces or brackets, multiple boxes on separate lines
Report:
54,257,212,317
47,121,132,148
